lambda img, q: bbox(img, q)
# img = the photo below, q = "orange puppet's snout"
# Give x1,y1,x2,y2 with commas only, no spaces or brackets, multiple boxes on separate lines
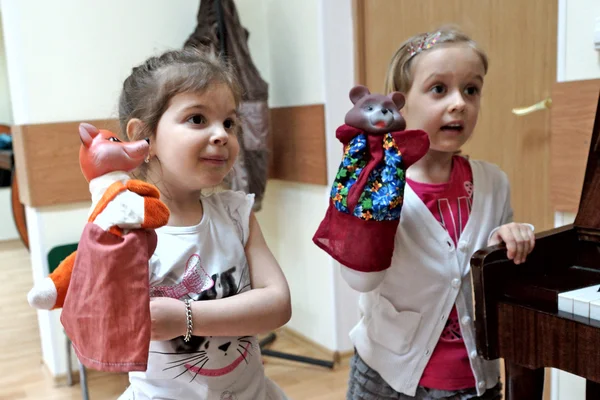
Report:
121,138,150,160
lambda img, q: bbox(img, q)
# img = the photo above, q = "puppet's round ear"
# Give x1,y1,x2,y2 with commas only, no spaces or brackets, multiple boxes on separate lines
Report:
349,85,370,104
389,92,406,110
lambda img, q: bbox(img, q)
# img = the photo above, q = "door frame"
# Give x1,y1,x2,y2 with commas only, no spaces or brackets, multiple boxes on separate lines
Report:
551,1,576,398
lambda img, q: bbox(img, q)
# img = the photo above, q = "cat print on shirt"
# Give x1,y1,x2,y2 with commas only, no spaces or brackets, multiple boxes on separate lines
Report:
170,265,250,354
149,257,256,389
156,334,255,385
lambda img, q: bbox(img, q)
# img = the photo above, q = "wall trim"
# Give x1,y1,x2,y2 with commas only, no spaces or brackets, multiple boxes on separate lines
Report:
12,104,327,208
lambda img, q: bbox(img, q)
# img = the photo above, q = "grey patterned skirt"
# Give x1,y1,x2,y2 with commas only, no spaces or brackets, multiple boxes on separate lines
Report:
347,352,502,400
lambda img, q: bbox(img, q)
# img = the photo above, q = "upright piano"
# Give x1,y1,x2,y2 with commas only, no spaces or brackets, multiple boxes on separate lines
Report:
472,89,600,400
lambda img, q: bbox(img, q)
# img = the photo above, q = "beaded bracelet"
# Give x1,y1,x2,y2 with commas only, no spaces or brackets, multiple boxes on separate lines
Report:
183,299,193,342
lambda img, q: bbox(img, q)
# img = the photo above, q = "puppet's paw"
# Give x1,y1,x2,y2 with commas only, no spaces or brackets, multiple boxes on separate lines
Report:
141,197,170,229
94,190,145,231
27,278,58,310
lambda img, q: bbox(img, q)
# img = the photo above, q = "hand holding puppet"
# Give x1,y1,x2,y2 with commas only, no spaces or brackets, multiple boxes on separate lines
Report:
313,85,429,272
27,123,170,372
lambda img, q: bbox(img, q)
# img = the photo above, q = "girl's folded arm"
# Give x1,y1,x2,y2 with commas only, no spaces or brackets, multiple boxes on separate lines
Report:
189,212,292,337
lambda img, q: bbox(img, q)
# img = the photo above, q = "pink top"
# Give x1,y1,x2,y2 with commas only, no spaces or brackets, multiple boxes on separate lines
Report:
408,155,476,390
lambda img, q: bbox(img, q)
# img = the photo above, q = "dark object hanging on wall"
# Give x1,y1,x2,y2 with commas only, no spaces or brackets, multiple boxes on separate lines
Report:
185,0,270,211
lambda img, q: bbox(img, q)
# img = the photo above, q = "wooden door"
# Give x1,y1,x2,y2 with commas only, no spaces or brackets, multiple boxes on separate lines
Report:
354,0,557,231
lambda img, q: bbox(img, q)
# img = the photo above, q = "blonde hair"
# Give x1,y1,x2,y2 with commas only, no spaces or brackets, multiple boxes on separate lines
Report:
383,26,488,95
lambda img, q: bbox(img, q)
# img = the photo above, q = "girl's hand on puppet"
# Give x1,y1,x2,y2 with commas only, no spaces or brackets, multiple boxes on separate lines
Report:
488,222,535,265
149,297,187,341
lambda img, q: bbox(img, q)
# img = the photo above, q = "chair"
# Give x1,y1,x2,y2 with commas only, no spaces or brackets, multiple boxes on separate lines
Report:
48,243,89,400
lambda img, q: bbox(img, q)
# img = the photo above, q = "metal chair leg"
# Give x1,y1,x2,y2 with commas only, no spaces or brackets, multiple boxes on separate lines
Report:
67,333,90,399
78,360,90,400
66,336,73,386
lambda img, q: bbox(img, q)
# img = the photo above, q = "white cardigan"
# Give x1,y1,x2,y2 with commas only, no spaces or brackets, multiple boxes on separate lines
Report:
344,159,512,397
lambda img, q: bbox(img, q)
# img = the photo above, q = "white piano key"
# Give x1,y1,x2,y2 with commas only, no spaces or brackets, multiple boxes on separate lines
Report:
558,284,600,316
574,294,600,318
590,299,600,321
558,293,574,313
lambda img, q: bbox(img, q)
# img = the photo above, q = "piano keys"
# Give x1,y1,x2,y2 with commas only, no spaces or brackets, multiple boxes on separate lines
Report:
559,284,600,317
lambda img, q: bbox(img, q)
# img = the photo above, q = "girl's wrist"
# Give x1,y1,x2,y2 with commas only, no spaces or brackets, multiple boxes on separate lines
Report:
183,299,193,341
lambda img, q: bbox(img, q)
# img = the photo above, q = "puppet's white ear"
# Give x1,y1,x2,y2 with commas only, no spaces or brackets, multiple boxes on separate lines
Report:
79,122,99,148
349,85,370,104
389,92,406,110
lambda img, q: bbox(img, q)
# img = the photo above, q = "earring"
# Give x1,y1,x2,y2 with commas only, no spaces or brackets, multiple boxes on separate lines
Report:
145,155,151,164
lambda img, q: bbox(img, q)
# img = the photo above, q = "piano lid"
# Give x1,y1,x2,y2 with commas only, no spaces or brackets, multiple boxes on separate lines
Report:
574,90,600,231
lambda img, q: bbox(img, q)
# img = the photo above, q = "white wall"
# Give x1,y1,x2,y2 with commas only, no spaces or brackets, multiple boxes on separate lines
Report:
0,188,17,242
563,0,600,81
250,0,351,352
0,14,11,124
252,0,362,352
320,0,362,353
2,0,198,124
263,0,324,107
553,0,600,399
258,181,337,349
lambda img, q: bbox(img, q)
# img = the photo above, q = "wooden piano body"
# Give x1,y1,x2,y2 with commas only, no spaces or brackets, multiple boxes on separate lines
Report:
472,88,600,400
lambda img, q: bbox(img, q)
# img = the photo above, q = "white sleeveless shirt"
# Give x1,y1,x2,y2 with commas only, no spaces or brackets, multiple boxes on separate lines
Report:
121,191,287,400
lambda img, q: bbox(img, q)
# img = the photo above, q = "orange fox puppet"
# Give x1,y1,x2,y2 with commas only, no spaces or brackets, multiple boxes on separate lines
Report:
27,122,170,372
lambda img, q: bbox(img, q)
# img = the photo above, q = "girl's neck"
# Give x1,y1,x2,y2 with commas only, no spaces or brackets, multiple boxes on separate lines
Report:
160,188,204,227
407,149,456,184
144,167,206,227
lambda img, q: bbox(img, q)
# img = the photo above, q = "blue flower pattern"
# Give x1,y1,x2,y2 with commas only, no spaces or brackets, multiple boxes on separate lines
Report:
331,133,406,221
